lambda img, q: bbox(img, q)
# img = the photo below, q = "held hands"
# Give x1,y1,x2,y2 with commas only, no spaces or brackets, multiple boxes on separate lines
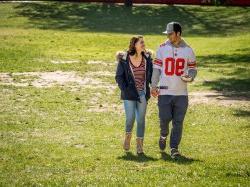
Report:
151,87,159,98
151,74,193,98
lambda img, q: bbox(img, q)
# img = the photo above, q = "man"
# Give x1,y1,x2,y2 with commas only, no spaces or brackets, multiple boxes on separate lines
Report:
151,22,197,159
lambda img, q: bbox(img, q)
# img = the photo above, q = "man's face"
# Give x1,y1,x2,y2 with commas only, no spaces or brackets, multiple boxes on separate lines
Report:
167,32,179,43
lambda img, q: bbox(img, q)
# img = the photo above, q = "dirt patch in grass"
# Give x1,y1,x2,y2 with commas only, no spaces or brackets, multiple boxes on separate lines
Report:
0,71,115,91
51,59,80,64
189,91,250,107
84,71,114,77
87,60,114,66
31,71,102,88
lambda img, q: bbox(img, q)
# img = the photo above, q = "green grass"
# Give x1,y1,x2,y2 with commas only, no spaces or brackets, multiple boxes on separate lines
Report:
0,2,250,186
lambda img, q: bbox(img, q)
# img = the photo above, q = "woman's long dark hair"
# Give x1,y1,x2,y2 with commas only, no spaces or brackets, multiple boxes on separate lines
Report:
128,35,144,56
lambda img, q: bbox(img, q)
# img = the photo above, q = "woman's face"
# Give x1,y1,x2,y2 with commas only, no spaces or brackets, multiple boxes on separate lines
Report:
135,38,145,52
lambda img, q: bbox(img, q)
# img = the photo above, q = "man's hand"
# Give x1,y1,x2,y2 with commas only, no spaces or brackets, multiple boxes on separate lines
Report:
181,75,193,82
151,87,159,97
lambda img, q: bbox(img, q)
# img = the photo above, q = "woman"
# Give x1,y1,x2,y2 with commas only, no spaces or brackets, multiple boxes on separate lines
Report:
115,35,153,154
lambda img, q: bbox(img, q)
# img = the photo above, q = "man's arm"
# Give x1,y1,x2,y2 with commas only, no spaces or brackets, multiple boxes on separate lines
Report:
151,68,161,88
151,48,162,97
182,48,197,82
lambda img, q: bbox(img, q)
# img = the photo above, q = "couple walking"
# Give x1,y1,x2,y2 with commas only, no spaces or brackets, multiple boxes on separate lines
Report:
115,22,197,159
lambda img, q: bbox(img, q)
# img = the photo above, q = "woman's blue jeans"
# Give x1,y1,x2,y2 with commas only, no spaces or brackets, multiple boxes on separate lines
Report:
123,90,147,138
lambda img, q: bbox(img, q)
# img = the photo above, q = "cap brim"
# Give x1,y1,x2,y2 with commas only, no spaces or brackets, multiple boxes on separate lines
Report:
162,30,173,34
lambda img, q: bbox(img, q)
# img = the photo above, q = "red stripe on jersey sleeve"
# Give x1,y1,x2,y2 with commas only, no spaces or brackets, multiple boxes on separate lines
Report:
153,59,163,66
188,62,196,67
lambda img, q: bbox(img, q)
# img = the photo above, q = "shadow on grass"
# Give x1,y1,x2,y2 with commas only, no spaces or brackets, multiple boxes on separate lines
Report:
13,2,250,36
200,77,250,103
117,152,158,162
117,152,202,164
202,78,250,93
234,109,250,117
198,53,250,67
233,109,250,129
160,152,202,165
197,52,250,100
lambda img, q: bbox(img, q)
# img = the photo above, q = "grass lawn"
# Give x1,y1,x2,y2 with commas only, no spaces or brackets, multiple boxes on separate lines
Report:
0,2,249,186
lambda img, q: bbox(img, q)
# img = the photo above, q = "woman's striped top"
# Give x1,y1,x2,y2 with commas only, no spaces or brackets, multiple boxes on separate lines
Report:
129,56,146,91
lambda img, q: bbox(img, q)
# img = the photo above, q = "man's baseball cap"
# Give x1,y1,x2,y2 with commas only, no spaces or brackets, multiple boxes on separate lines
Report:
163,22,182,34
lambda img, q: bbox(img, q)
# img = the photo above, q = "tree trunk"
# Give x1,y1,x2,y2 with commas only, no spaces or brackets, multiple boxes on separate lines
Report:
125,0,133,7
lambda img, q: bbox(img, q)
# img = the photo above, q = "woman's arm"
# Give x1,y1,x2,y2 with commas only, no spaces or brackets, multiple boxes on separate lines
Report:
148,53,153,84
115,62,127,91
144,49,153,84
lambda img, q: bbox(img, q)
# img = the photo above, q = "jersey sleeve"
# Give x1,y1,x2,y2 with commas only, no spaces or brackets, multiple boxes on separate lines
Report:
187,48,197,69
153,47,163,70
187,47,197,80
